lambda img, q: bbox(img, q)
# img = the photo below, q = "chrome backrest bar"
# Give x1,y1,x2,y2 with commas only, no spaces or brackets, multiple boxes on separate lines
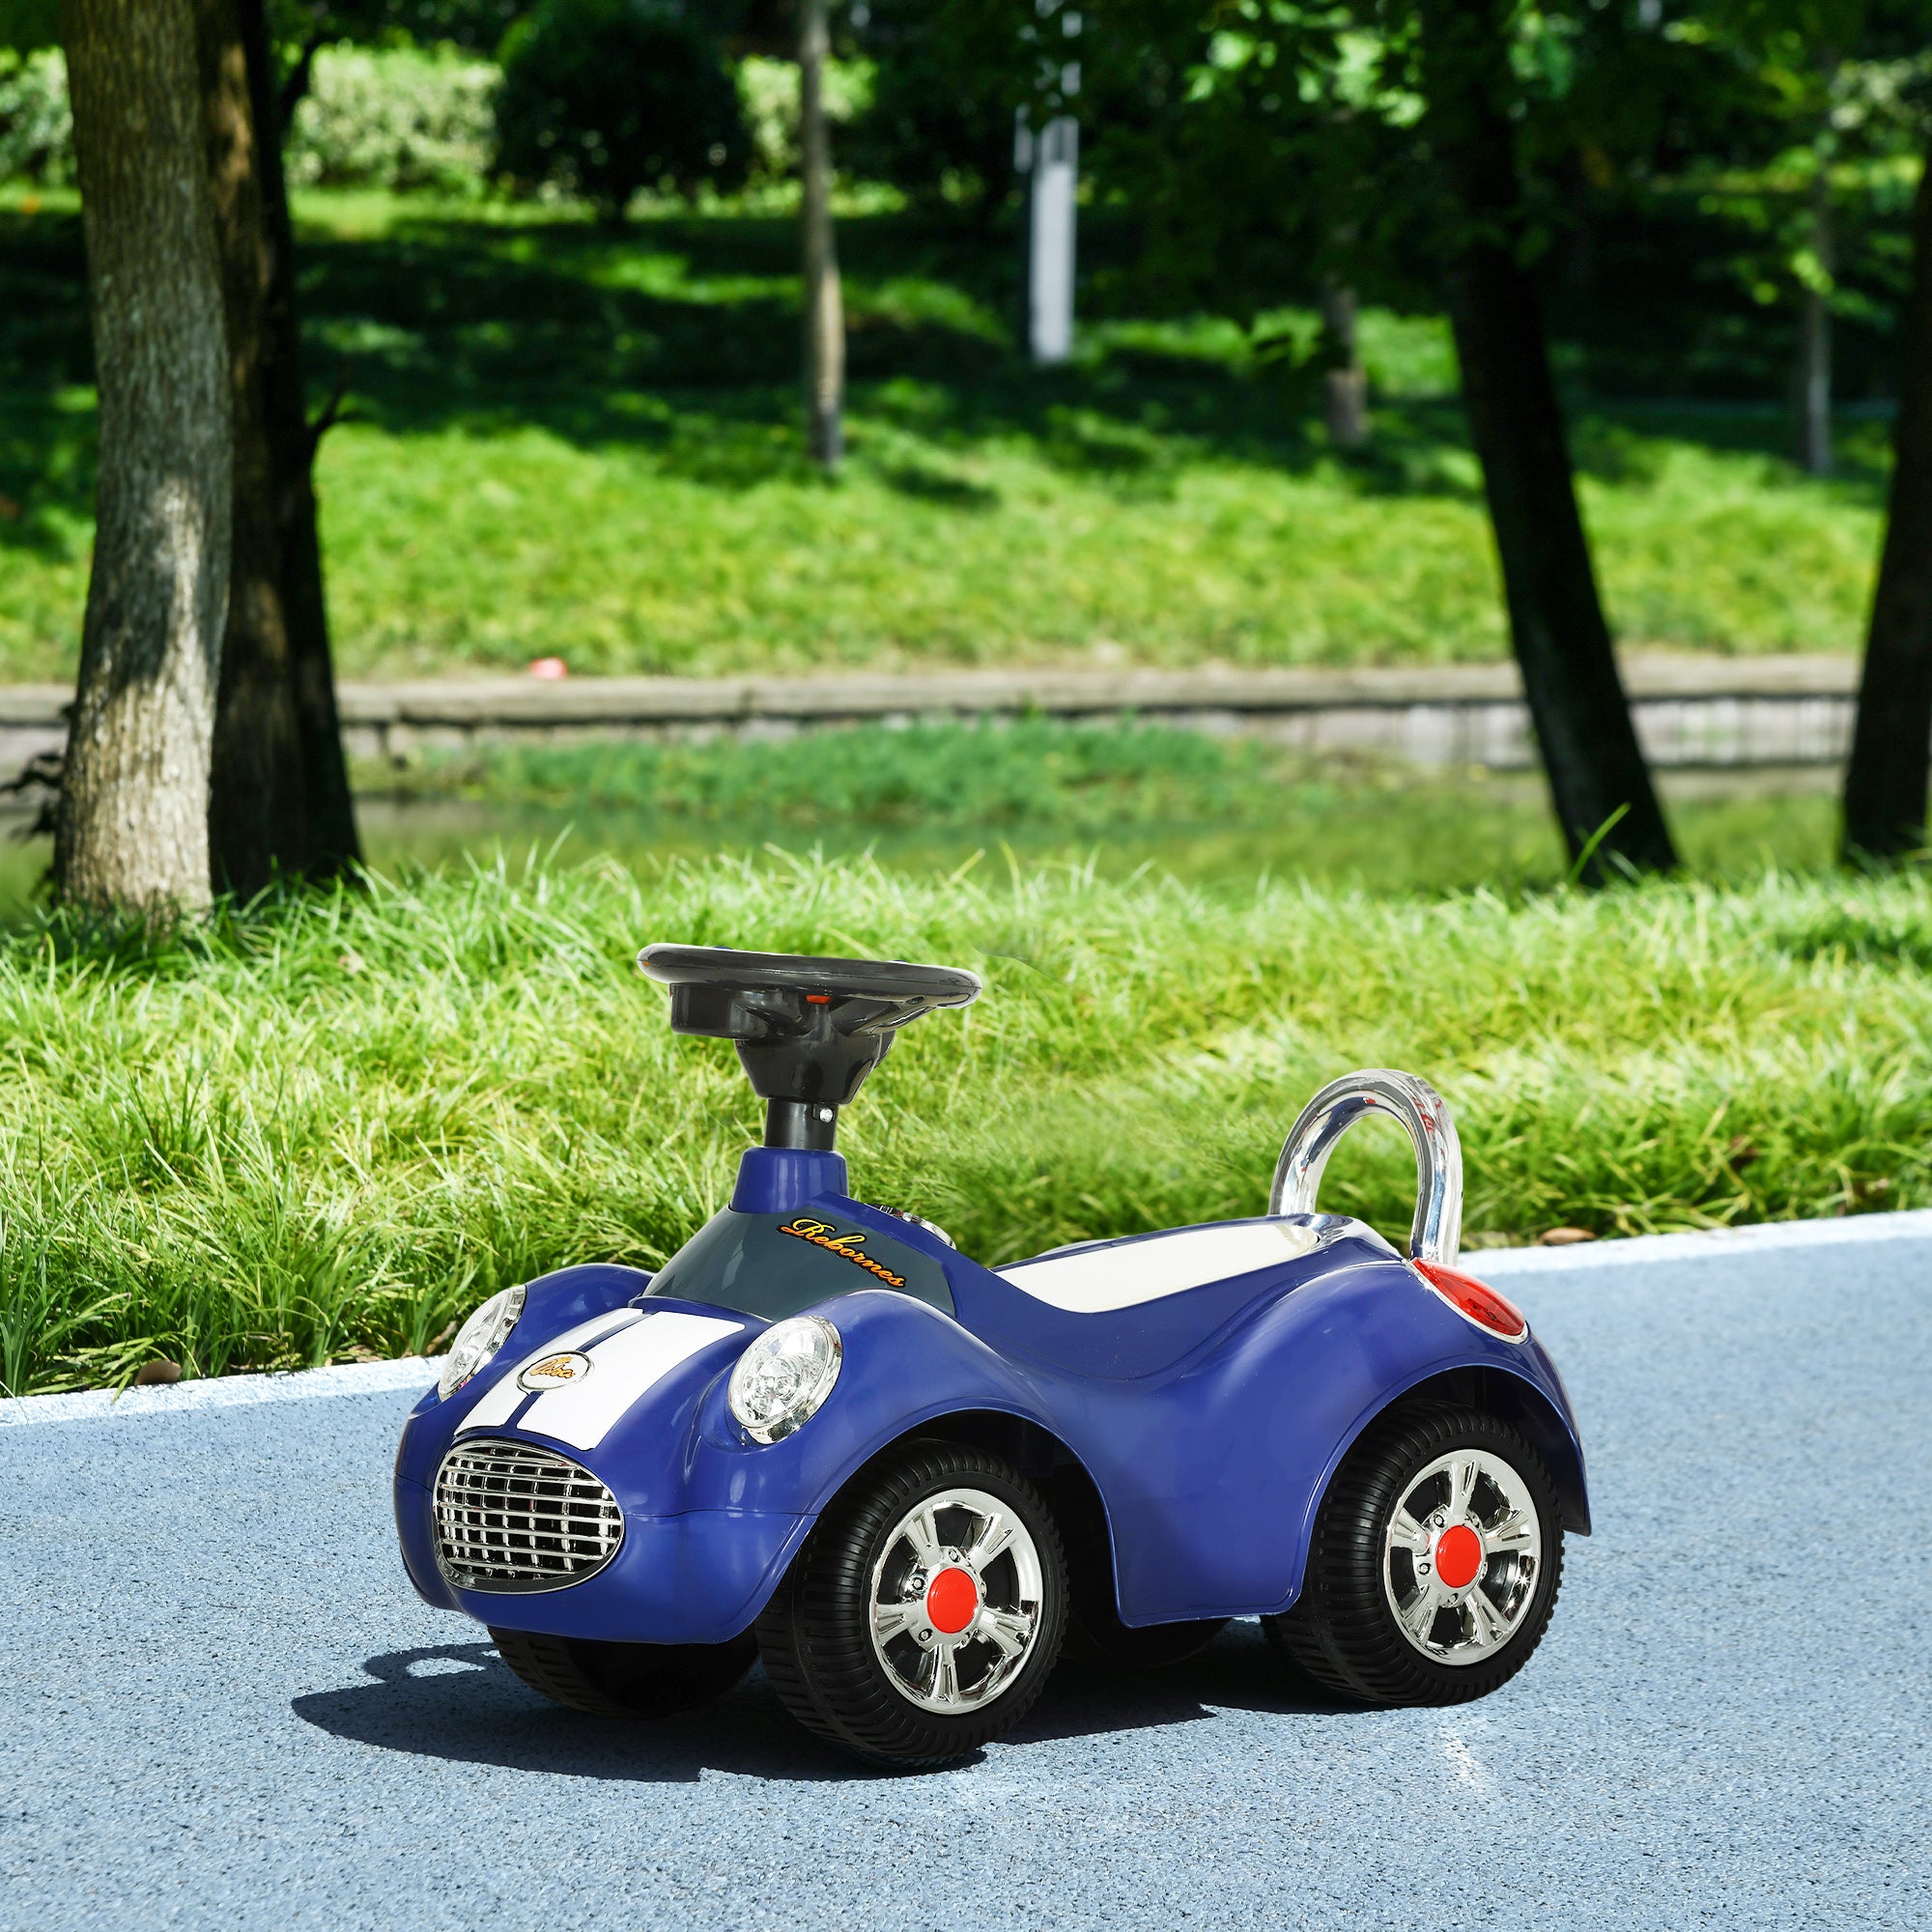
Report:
1268,1068,1463,1267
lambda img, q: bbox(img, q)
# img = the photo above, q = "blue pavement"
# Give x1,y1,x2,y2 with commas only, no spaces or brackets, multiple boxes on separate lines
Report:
2,1216,1927,1930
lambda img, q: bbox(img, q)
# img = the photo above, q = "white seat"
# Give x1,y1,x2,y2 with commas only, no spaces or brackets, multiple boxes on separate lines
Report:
997,1218,1323,1314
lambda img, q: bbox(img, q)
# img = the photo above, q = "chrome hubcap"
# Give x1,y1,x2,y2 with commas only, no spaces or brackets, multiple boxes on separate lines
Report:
1383,1448,1542,1666
868,1487,1044,1714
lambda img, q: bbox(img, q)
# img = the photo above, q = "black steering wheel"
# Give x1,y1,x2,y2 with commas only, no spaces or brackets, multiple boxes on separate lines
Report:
639,945,981,1149
640,945,980,1015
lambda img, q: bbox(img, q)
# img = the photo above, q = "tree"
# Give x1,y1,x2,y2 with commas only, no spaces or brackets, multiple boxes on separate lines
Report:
1842,139,1932,859
57,0,232,914
799,0,841,468
843,0,1032,221
240,0,363,885
1093,0,1676,877
205,0,361,890
1413,0,1676,878
495,0,751,220
0,0,57,45
199,0,317,895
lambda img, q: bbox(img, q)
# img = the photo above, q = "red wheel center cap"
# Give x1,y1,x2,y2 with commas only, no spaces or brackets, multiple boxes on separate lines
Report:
925,1566,980,1635
1435,1523,1483,1590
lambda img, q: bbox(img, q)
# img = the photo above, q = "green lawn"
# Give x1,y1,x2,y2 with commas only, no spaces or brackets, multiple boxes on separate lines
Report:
2,851,1924,1396
0,187,1886,684
362,722,1845,895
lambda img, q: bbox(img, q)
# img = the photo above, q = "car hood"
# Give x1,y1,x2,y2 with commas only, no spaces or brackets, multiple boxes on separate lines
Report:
424,1299,755,1515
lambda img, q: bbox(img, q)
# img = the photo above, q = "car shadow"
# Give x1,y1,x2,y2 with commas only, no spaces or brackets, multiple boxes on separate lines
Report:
290,1622,1357,1785
1015,1621,1354,1747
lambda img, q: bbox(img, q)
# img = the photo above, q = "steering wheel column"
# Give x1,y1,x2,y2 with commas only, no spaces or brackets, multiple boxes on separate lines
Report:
639,945,982,1153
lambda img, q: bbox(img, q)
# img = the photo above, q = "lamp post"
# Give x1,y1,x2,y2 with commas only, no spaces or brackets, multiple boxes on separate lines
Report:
1017,3,1080,367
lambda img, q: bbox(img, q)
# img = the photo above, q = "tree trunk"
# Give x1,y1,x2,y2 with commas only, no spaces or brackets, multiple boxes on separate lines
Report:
800,0,844,471
242,0,359,878
1417,0,1676,880
1842,149,1932,861
1798,164,1833,478
1320,277,1369,450
57,0,232,915
198,0,308,897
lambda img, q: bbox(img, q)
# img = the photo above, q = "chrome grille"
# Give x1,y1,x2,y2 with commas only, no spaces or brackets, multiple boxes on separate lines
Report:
432,1439,624,1593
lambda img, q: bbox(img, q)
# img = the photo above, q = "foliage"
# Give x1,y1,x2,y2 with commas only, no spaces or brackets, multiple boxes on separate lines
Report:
737,51,872,182
495,0,752,215
0,192,1888,682
843,0,1043,213
286,42,499,193
0,45,66,186
0,39,503,198
0,0,54,51
270,0,529,52
1,853,1926,1394
1668,14,1932,339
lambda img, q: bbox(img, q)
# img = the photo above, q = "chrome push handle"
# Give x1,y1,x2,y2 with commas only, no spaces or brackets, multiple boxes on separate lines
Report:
1268,1069,1463,1267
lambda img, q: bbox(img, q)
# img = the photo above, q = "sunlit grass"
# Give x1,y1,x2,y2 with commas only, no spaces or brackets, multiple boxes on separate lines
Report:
360,721,1843,895
1,851,1923,1395
0,190,1884,684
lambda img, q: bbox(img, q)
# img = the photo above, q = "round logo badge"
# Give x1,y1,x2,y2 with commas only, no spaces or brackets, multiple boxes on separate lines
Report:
518,1350,592,1392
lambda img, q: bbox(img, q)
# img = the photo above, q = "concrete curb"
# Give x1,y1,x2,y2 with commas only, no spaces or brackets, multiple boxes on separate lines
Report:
0,655,1861,781
0,1354,439,1429
4,1208,1925,1425
1474,1206,1932,1276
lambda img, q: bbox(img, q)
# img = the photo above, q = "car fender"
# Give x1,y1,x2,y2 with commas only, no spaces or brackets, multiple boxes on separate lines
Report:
400,1262,656,1481
993,1253,1588,1626
675,1287,1071,1520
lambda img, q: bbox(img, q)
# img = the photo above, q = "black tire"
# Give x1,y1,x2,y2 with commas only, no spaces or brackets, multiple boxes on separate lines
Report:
1264,1405,1564,1707
755,1439,1068,1767
491,1626,757,1719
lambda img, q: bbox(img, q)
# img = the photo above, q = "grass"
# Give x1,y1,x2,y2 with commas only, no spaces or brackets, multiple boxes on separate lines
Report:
0,187,1888,684
2,849,1925,1397
360,720,1845,895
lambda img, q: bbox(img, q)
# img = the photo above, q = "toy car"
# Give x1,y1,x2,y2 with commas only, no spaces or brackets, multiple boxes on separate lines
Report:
394,945,1588,1766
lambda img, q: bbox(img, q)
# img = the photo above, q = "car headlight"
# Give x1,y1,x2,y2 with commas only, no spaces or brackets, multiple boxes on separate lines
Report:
726,1315,842,1443
437,1284,526,1401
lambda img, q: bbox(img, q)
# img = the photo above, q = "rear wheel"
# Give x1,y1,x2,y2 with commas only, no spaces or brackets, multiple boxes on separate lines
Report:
1264,1406,1563,1706
756,1440,1067,1766
491,1626,757,1719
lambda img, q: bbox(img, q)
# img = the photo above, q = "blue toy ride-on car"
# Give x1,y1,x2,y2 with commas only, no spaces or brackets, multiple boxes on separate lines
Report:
393,944,1588,1766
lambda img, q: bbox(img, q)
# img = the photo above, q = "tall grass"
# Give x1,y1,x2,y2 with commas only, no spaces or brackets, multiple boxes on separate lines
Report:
1,851,1926,1394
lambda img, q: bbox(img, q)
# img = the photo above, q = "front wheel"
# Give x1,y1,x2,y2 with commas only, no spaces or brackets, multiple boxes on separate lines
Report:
1264,1406,1564,1706
491,1626,757,1719
756,1440,1067,1766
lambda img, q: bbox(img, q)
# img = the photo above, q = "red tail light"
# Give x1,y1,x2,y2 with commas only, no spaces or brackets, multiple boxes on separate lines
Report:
1413,1259,1529,1343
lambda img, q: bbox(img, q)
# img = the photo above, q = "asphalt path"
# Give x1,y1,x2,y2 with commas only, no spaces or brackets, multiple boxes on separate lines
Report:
3,1216,1927,1930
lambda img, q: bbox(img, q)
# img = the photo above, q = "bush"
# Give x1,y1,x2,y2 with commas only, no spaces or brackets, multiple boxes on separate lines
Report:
737,52,873,184
285,43,499,196
0,41,499,197
0,46,71,187
844,0,1028,212
496,0,751,217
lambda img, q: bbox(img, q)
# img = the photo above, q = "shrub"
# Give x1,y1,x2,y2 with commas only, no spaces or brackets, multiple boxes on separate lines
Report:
737,52,873,183
285,43,499,196
0,41,499,197
495,0,751,217
844,0,1027,211
0,46,71,186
